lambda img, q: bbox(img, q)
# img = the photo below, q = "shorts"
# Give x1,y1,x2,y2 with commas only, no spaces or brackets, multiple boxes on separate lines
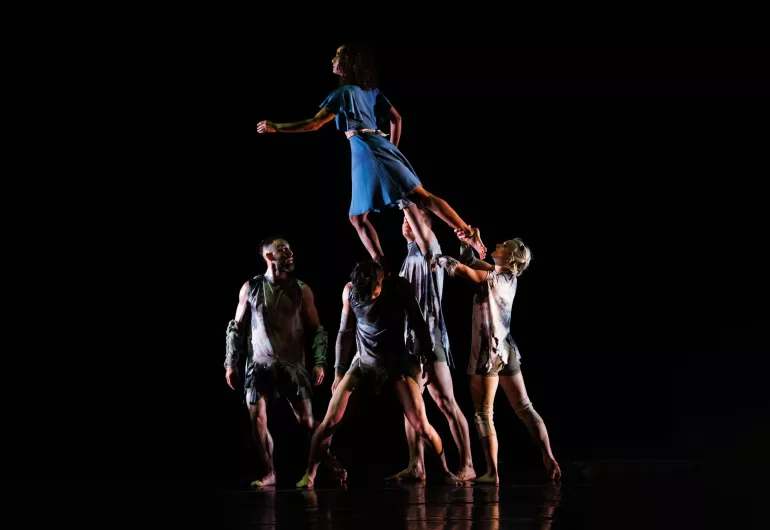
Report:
244,362,312,405
469,353,521,377
405,332,449,364
344,353,414,395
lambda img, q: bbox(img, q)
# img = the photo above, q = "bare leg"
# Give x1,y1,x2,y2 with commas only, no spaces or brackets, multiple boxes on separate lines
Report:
248,396,276,487
498,371,561,481
427,362,476,480
296,373,359,489
393,376,464,486
470,375,500,484
349,211,385,260
286,395,347,483
407,185,486,258
386,360,426,482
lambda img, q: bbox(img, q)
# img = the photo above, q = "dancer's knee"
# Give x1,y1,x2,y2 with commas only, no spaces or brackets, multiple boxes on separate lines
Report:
254,412,268,432
411,418,429,438
474,404,496,438
299,413,315,432
513,397,543,427
435,396,455,417
348,214,365,228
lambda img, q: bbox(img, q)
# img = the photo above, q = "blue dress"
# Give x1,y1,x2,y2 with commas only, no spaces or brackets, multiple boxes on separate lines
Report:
320,85,423,216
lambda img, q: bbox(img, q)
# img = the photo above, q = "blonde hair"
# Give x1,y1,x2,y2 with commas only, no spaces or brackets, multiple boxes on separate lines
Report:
505,238,532,276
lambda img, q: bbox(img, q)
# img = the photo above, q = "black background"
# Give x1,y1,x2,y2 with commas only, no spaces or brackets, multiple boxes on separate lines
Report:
10,45,767,499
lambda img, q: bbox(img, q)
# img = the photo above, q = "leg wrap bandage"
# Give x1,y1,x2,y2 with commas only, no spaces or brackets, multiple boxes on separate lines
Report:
514,397,543,427
474,404,496,438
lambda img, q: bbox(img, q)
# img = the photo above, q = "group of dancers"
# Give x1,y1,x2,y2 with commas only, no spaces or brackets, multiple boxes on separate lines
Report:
225,43,561,489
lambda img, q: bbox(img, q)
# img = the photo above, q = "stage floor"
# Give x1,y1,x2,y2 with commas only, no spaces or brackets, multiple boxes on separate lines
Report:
219,460,713,529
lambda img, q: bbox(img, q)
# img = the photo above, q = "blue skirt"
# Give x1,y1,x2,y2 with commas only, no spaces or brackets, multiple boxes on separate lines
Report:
348,133,422,216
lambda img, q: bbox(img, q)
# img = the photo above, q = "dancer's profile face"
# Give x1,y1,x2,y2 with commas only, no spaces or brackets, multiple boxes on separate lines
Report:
490,240,514,264
268,239,295,273
332,45,345,76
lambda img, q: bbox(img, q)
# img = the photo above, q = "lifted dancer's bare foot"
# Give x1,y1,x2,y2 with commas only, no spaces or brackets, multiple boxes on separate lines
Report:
455,227,486,260
467,227,486,259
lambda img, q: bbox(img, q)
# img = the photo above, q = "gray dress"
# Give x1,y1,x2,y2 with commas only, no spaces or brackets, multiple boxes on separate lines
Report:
399,238,453,367
467,271,522,375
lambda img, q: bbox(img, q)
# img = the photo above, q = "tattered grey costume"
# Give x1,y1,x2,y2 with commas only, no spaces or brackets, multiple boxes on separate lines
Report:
468,270,521,375
399,238,453,367
335,277,434,393
225,275,328,404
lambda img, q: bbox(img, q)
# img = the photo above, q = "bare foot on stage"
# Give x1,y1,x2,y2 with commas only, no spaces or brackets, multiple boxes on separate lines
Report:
295,474,314,489
456,466,477,481
442,471,466,486
322,453,348,483
545,456,562,481
250,472,276,488
385,465,426,483
472,472,499,484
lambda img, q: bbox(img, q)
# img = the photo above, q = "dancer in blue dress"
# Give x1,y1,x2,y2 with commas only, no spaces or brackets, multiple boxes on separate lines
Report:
257,43,487,267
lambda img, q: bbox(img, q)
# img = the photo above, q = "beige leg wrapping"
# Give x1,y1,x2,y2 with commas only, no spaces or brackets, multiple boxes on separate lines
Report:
474,404,496,438
514,397,543,427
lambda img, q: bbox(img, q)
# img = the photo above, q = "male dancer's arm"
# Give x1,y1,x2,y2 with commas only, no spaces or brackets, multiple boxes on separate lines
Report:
224,281,250,390
301,284,327,387
333,283,356,393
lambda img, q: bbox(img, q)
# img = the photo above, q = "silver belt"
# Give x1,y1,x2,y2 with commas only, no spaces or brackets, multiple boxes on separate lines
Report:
347,128,389,138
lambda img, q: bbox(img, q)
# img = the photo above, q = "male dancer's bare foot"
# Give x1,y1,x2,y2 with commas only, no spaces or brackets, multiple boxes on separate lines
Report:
472,472,499,484
385,465,426,483
295,474,314,489
455,466,477,481
441,471,466,486
544,456,562,481
250,472,276,488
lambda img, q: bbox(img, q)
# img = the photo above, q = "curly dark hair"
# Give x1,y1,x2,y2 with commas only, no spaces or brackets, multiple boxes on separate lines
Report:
350,260,384,303
258,235,286,257
338,42,378,90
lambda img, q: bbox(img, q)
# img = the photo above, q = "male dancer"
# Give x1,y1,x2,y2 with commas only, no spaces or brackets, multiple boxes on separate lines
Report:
225,236,345,487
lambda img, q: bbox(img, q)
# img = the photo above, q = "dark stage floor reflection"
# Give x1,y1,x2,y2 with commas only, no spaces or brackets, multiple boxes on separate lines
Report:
222,461,709,529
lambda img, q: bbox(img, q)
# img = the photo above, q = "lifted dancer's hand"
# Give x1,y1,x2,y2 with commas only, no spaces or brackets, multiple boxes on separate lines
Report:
225,366,238,390
312,365,325,386
257,120,277,133
332,373,344,394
